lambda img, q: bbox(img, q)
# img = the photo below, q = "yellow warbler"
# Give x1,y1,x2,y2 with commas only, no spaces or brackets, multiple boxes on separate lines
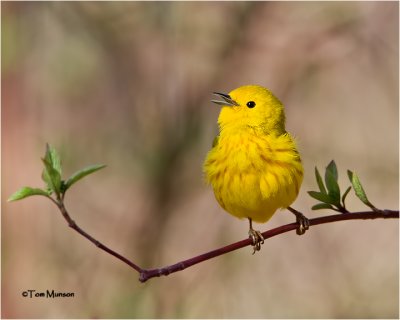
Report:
203,85,308,253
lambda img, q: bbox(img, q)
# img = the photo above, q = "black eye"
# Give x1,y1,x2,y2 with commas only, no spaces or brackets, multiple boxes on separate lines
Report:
246,101,256,108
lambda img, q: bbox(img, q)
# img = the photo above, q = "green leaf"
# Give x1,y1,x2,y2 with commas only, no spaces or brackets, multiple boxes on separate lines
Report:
312,203,334,210
315,167,327,194
41,144,62,196
341,186,352,206
325,160,338,182
8,187,49,202
308,191,337,205
347,170,377,211
347,170,353,181
42,158,62,196
43,143,62,175
324,170,341,206
64,164,106,191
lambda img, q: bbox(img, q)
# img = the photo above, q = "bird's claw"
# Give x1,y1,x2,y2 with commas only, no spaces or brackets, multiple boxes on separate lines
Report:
296,213,310,235
249,229,264,254
287,207,310,235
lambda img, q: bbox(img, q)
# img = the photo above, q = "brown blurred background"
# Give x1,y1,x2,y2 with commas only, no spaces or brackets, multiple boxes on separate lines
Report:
2,1,399,318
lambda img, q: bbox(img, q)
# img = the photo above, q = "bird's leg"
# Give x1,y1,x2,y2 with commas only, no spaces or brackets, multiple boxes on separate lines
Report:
248,218,264,254
287,207,310,235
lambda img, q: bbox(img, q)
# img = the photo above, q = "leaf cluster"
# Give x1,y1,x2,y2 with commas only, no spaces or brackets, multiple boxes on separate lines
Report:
8,144,106,202
308,160,379,213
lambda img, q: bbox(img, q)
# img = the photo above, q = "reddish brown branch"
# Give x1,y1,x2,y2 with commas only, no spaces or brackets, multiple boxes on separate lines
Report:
53,200,143,274
50,198,398,283
139,210,398,282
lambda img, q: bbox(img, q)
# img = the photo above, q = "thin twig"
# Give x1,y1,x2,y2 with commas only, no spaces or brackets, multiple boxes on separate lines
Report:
52,200,143,274
50,199,398,283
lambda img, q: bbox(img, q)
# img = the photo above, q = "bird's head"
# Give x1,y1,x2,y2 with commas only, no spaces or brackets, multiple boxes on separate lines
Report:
212,85,286,134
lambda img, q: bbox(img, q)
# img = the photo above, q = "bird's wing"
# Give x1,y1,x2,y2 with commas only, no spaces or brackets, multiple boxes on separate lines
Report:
212,134,219,148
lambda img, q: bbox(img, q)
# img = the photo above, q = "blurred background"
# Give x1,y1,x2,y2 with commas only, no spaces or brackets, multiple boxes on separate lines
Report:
2,1,398,318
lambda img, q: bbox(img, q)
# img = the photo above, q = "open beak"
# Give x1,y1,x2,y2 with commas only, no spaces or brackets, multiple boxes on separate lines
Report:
211,92,239,107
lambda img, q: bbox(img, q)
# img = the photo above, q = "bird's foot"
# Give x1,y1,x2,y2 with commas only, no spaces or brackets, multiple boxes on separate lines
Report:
288,207,310,235
248,228,265,254
296,213,310,235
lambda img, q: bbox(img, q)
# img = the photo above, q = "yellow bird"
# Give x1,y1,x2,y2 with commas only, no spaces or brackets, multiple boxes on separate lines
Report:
203,85,308,253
